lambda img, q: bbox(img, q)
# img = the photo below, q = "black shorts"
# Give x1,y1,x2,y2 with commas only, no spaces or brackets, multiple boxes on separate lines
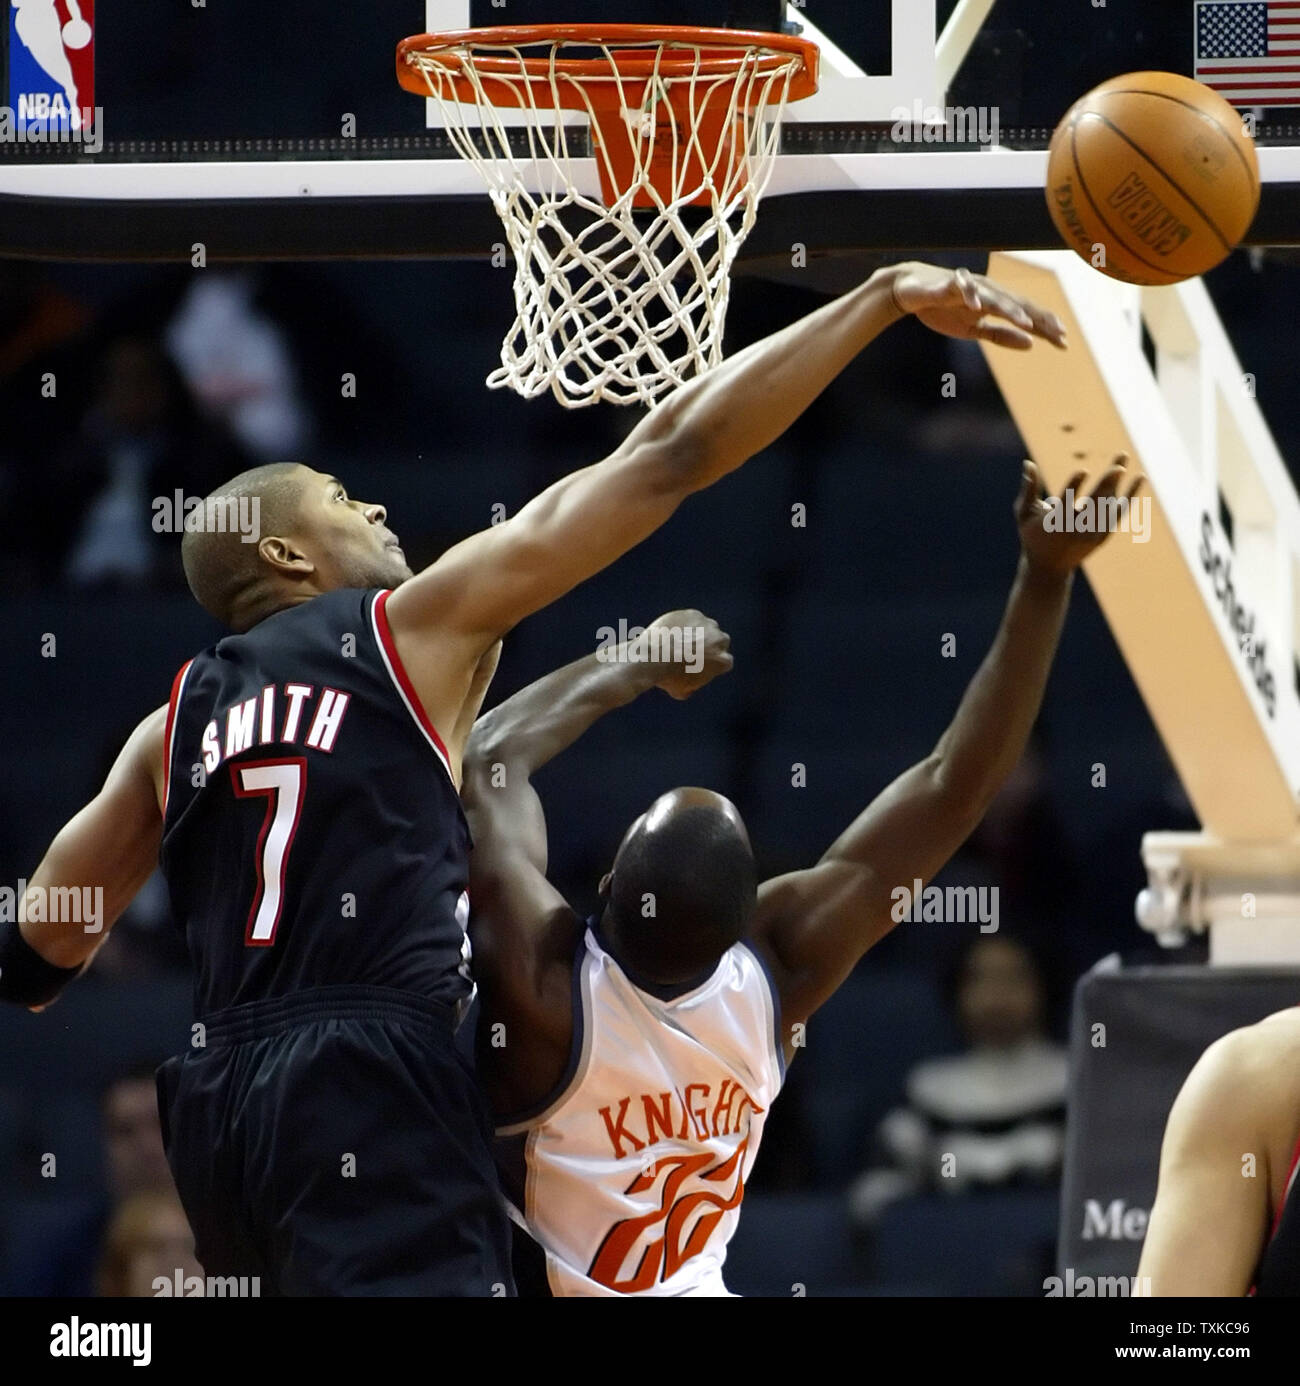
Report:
155,985,514,1296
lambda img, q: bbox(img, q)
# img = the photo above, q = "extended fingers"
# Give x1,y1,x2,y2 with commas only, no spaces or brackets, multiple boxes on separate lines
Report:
1061,469,1090,501
954,266,984,313
972,277,1034,331
1080,453,1132,502
973,275,1068,347
1015,460,1042,518
973,319,1036,350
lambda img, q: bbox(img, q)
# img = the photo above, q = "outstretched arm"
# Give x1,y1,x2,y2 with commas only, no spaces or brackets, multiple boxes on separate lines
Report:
2,707,165,1008
462,613,733,1114
464,612,733,921
385,266,1067,740
753,460,1139,1040
470,613,732,781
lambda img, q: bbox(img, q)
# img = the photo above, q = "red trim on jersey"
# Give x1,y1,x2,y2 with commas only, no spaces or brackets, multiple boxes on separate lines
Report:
372,589,454,771
1270,1133,1300,1241
162,659,193,814
1249,1131,1300,1295
230,757,307,948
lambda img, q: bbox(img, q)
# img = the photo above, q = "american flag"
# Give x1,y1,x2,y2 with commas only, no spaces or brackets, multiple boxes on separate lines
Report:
1195,0,1300,104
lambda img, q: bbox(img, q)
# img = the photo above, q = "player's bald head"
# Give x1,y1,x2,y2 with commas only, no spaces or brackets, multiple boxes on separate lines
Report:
181,463,311,632
182,464,413,632
602,788,756,986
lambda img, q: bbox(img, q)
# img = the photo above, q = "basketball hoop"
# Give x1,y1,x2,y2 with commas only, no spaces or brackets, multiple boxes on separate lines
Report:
397,25,819,408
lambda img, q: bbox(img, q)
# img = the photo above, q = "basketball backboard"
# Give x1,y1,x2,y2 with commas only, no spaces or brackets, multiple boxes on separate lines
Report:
2,0,1300,264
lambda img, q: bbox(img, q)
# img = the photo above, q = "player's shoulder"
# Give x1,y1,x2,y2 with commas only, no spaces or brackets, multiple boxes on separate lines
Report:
137,703,169,739
1206,1006,1300,1075
123,703,168,771
1180,1007,1300,1120
113,704,169,810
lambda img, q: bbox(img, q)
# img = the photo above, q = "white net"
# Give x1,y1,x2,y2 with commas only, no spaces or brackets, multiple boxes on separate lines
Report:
404,35,808,408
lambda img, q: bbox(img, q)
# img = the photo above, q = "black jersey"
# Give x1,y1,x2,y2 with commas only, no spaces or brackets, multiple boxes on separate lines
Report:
159,587,473,1018
1254,1137,1300,1295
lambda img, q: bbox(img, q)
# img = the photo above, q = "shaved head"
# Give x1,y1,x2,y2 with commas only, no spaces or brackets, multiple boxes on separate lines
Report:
181,464,308,631
603,788,756,986
181,464,412,632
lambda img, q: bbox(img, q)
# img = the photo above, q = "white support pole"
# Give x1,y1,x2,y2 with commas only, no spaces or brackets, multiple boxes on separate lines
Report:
424,0,469,30
422,1,473,129
1139,833,1300,964
783,0,938,123
787,3,863,78
936,0,1000,98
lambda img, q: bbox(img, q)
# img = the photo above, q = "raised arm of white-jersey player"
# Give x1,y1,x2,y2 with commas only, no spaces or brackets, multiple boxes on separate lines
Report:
14,706,166,992
383,264,1067,746
461,614,732,1114
1137,1022,1286,1295
751,461,1139,1050
461,706,584,1119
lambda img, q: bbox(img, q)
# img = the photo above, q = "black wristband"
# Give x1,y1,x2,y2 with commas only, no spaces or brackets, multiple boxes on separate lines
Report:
0,916,83,1006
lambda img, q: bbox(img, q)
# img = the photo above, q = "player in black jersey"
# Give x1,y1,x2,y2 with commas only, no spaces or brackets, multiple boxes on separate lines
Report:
0,264,1066,1295
1140,1008,1300,1295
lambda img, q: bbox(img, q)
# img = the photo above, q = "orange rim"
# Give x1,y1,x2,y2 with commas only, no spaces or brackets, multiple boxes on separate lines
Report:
396,24,821,105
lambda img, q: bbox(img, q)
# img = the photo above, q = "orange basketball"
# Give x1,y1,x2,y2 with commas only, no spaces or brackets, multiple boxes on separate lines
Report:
1046,71,1260,286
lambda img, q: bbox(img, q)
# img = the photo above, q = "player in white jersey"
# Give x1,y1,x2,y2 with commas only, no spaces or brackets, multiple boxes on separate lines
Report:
462,458,1141,1296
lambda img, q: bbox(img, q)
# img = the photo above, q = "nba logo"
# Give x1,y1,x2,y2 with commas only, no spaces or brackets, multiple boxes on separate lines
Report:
7,0,94,135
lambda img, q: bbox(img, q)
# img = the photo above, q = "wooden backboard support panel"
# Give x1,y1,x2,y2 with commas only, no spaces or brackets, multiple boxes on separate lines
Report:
981,251,1300,963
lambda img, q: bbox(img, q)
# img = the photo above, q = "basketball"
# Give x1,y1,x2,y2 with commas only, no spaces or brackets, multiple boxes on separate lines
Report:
1046,71,1260,286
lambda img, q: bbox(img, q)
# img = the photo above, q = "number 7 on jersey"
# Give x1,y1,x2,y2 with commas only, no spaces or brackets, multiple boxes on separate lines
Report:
231,758,307,947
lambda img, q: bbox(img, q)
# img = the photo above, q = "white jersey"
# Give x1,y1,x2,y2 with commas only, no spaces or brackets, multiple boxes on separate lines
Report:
496,926,785,1296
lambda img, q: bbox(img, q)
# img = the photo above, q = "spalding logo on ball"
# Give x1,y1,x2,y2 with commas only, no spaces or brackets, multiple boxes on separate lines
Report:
1047,71,1260,287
